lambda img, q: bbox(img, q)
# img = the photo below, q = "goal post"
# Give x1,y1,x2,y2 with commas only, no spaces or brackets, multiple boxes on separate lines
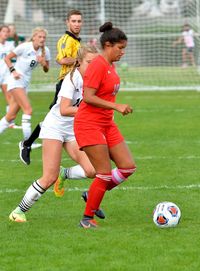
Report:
1,0,200,91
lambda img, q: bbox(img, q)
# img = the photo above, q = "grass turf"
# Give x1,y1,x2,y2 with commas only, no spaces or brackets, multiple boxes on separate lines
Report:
0,90,200,271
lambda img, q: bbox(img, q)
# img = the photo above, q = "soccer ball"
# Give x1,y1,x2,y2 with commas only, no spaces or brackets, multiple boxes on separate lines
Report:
153,202,181,228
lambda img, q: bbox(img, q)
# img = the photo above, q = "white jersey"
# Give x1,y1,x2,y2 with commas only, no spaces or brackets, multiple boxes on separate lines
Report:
182,29,195,48
39,69,83,142
0,41,15,85
7,41,51,91
13,41,51,80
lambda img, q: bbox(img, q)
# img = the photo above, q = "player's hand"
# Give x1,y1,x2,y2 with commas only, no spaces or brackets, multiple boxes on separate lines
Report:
37,56,46,66
115,104,133,115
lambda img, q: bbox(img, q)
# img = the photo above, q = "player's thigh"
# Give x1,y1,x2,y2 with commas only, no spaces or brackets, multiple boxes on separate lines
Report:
11,88,32,112
1,84,12,103
64,140,95,177
82,144,112,174
109,141,136,168
42,139,63,179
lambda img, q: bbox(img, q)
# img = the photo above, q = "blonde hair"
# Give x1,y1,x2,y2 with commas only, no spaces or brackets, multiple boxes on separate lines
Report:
31,27,48,57
70,44,99,88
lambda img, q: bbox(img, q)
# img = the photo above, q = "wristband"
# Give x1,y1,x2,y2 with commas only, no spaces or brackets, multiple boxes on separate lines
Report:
9,66,16,73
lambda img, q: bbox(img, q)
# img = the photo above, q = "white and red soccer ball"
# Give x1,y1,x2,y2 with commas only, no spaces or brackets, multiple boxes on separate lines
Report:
153,202,181,228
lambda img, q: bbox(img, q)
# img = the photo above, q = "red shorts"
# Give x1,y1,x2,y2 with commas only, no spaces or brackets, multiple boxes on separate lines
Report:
74,121,124,149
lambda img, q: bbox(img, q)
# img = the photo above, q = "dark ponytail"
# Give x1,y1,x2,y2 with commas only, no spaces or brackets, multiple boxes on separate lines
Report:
99,21,127,48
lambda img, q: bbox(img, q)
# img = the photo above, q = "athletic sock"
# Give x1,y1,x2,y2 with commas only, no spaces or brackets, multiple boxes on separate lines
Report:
65,165,86,179
108,167,136,191
0,116,11,133
84,174,111,217
18,180,46,212
24,123,41,147
22,114,31,139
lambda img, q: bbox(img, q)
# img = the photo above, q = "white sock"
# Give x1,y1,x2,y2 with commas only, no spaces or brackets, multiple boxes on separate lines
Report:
66,165,86,179
0,116,11,133
22,114,31,139
18,180,46,212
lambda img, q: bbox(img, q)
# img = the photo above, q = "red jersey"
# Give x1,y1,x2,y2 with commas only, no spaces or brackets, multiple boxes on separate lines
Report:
75,55,120,125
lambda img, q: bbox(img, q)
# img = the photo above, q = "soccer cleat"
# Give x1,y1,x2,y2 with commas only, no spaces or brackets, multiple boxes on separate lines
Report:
79,217,98,228
81,191,106,219
54,166,66,197
19,141,31,165
9,208,27,223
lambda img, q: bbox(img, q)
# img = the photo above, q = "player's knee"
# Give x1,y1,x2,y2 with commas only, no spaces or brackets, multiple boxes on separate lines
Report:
85,167,96,179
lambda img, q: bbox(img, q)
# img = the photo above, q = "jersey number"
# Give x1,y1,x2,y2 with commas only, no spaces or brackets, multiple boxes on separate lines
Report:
30,60,37,68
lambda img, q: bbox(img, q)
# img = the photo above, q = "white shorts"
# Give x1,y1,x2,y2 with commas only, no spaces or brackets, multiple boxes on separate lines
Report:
0,69,10,85
7,74,29,92
39,111,75,143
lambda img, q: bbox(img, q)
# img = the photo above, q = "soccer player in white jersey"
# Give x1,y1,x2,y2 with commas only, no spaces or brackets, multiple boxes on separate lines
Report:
0,25,15,116
0,27,50,139
173,24,198,67
9,45,105,223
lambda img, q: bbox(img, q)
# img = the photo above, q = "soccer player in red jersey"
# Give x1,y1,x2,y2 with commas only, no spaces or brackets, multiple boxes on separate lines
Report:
74,22,137,228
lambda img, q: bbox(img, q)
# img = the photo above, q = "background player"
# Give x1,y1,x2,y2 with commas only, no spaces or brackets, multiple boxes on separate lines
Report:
19,9,83,165
7,23,25,47
0,25,15,118
173,23,198,67
0,27,50,140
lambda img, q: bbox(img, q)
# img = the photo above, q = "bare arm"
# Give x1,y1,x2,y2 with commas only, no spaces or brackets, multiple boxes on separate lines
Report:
83,87,133,116
4,52,21,79
56,57,76,66
60,97,78,116
37,56,49,73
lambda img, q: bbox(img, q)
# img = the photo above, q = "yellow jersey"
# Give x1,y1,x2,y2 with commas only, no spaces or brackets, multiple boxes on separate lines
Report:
56,31,81,80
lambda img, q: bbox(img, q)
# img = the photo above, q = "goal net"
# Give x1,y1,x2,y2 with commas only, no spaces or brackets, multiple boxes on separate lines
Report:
1,0,200,91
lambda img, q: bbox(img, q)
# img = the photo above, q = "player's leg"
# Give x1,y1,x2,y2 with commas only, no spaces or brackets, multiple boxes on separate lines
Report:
108,140,136,191
79,144,111,227
104,123,136,190
19,122,43,165
11,87,32,139
182,48,187,67
0,95,20,133
1,84,12,112
189,51,195,66
9,139,63,222
65,140,96,178
53,140,95,196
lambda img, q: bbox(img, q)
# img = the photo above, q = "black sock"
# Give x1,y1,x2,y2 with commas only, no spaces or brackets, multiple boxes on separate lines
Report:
24,124,41,147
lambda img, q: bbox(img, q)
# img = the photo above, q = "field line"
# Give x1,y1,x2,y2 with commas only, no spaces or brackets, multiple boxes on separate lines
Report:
0,154,200,164
1,184,200,194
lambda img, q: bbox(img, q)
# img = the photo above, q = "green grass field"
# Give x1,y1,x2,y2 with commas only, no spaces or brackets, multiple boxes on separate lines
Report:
31,65,200,88
0,90,200,271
